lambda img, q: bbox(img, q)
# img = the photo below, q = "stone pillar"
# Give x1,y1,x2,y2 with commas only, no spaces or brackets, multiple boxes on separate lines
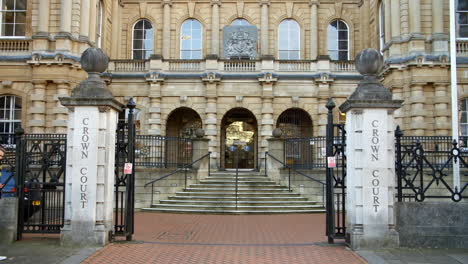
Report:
53,81,70,133
339,49,402,250
267,136,284,183
384,0,392,43
147,74,165,135
409,0,421,33
192,136,210,180
390,0,401,56
80,0,91,39
432,0,448,55
434,83,450,135
0,198,18,244
89,0,98,44
60,48,124,246
60,0,72,33
392,85,404,127
30,81,47,133
202,72,221,168
111,0,121,58
211,1,220,56
259,73,277,169
309,1,318,60
260,1,270,55
410,84,425,136
162,1,172,59
38,0,50,34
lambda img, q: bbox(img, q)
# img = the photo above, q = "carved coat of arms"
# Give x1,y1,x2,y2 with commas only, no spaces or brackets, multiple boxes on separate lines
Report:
222,26,258,58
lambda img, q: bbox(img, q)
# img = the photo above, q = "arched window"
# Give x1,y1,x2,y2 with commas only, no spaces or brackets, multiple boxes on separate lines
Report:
328,20,349,60
379,1,385,51
180,19,202,59
0,95,21,145
457,0,468,38
231,19,250,26
96,0,103,48
132,19,154,59
278,19,300,60
276,108,312,138
0,0,27,37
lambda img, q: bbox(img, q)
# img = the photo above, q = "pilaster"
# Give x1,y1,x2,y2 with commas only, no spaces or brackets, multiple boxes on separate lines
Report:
30,81,47,133
202,72,221,168
111,0,122,59
162,0,172,59
211,0,220,56
309,1,319,60
410,83,425,136
38,0,50,34
259,73,277,168
434,83,450,136
89,0,98,44
260,1,270,55
53,81,70,133
390,0,401,56
80,0,90,40
146,73,165,135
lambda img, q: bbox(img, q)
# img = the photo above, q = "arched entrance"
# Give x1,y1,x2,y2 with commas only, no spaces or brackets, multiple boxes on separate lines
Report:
166,107,202,167
221,108,258,170
276,108,313,138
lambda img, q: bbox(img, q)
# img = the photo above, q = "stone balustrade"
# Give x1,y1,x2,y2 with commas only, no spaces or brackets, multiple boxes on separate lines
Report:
107,58,360,74
0,39,31,53
457,40,468,57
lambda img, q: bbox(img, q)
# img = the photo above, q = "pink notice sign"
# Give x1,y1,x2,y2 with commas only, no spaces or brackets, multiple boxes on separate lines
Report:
124,163,133,174
327,157,336,168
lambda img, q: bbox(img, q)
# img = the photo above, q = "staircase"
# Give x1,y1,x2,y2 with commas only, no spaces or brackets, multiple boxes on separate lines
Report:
142,171,325,214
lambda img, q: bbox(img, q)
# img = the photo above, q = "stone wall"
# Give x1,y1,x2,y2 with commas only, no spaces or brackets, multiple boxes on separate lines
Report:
396,202,468,248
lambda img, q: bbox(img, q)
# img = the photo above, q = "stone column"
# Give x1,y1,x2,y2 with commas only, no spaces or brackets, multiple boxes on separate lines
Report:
339,49,402,250
192,136,209,180
147,75,164,136
80,0,91,39
38,0,50,34
162,1,172,59
30,81,47,133
60,0,72,33
392,85,404,127
202,72,221,168
390,0,401,56
409,0,421,33
260,1,270,55
60,48,124,246
0,198,18,244
267,135,284,183
309,1,318,60
89,0,98,44
211,1,220,56
432,0,448,54
384,0,392,42
434,83,450,135
111,0,121,58
259,73,276,169
410,84,425,136
53,81,70,133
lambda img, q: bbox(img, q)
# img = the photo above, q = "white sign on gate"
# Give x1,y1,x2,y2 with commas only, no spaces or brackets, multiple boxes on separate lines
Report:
124,163,133,174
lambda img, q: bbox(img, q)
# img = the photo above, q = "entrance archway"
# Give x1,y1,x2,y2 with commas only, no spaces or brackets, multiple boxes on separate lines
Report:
221,108,258,170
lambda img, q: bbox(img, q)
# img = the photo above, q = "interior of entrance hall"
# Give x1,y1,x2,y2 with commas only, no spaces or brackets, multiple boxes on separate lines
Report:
221,108,257,170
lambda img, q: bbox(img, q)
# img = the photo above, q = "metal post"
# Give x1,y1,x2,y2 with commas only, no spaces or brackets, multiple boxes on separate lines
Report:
235,148,239,211
264,152,267,176
15,127,25,240
395,126,403,202
288,167,291,192
325,98,336,244
126,98,136,241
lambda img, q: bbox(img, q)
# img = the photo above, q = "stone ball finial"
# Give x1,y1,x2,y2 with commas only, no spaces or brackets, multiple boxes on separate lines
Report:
195,128,205,138
272,128,283,138
355,48,384,76
81,48,109,73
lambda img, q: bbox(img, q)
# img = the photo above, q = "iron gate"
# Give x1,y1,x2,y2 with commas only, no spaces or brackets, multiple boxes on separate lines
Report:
325,98,347,243
15,130,67,239
114,99,136,240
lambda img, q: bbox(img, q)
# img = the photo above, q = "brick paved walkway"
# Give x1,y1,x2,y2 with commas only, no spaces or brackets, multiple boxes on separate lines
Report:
83,212,366,264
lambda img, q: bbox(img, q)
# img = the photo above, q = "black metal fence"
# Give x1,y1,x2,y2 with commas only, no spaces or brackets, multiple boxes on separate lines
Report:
135,135,193,168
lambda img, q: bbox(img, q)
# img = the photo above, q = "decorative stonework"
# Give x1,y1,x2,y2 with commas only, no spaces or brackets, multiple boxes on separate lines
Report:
222,26,258,58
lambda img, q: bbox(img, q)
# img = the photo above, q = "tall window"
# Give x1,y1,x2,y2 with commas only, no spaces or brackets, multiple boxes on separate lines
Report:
231,18,250,26
0,95,21,145
96,0,103,48
180,19,202,59
132,19,154,59
379,1,385,51
278,19,300,60
461,99,468,136
457,0,468,38
328,20,349,60
0,0,26,37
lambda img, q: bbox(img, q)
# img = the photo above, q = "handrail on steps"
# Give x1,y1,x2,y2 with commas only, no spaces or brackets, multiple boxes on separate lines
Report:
265,152,326,187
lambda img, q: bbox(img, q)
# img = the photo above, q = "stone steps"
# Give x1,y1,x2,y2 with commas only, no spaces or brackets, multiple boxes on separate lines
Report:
142,172,324,214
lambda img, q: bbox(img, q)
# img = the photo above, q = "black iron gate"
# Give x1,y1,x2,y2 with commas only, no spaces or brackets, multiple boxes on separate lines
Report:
114,99,136,240
325,98,347,243
15,129,67,239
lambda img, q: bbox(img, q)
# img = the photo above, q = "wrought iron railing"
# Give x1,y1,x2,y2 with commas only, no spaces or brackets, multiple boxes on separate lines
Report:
395,127,468,202
134,135,193,168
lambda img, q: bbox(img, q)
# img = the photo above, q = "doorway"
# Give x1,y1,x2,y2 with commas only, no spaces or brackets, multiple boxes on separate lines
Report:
221,108,258,170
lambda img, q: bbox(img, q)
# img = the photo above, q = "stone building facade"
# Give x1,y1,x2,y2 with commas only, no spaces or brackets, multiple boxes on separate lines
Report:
0,0,466,170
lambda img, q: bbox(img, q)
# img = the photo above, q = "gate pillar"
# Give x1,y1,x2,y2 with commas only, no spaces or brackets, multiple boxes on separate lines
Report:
339,49,403,250
59,48,123,246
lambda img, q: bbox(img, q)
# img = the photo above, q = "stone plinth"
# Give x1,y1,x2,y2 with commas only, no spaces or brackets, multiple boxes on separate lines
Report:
267,137,284,183
0,197,18,244
192,137,210,181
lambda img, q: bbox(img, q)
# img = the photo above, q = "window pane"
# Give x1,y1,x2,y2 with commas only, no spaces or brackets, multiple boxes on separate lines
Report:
14,110,20,120
458,13,468,24
279,36,288,49
0,97,5,108
339,51,348,60
2,0,15,10
192,39,201,50
181,39,190,49
16,11,25,23
5,97,10,108
144,50,152,59
329,50,338,60
462,112,468,123
339,40,348,50
338,30,347,40
460,25,468,38
16,0,26,10
463,124,468,136
143,20,152,29
134,21,144,30
134,29,143,39
330,20,337,28
14,23,24,36
3,12,14,23
15,96,21,108
289,51,299,60
181,50,190,59
278,51,287,60
133,50,143,60
192,51,201,59
459,0,468,11
133,39,143,50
